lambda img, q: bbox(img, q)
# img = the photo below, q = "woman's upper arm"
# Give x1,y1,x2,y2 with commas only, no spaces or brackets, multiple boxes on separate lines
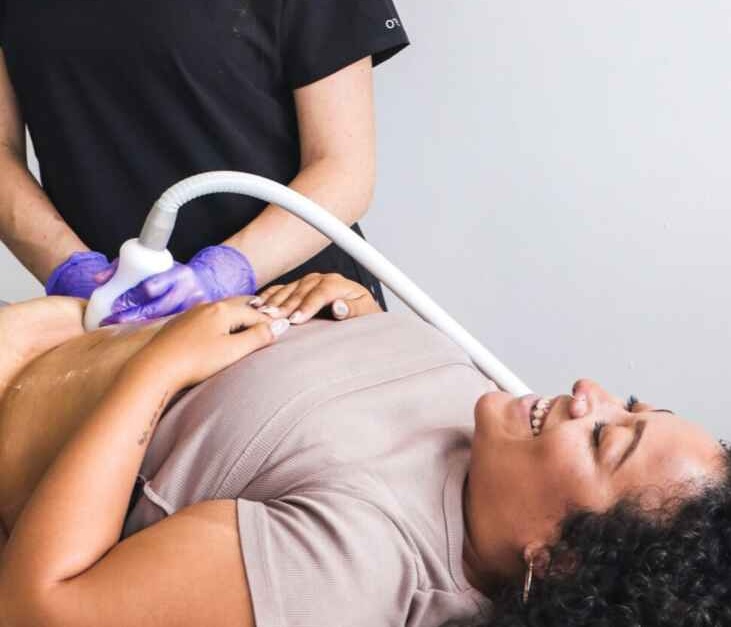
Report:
293,56,376,180
0,49,25,160
6,500,255,627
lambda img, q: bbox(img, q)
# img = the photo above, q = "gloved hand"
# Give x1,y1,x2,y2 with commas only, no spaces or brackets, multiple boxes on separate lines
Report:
45,251,117,299
98,245,257,326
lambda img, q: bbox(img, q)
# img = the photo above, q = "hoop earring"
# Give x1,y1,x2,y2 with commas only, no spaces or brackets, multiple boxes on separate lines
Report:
522,558,534,604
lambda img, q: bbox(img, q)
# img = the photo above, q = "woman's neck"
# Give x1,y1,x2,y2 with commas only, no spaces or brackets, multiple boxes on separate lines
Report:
461,472,519,597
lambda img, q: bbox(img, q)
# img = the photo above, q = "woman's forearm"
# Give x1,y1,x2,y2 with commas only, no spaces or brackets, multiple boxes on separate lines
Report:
0,149,89,283
0,353,179,596
223,156,375,288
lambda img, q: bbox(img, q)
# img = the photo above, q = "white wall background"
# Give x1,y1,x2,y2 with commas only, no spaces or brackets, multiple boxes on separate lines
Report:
2,1,729,435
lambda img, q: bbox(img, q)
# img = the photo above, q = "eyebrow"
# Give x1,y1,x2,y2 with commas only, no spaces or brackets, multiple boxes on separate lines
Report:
612,419,647,474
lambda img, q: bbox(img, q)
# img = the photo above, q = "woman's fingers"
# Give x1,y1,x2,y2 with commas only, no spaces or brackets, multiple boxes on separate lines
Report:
220,320,286,365
248,273,380,325
258,281,302,310
286,281,363,324
270,275,327,318
331,299,350,320
249,275,323,312
221,296,276,328
210,298,289,365
329,294,377,320
148,298,289,387
248,283,289,309
251,278,319,317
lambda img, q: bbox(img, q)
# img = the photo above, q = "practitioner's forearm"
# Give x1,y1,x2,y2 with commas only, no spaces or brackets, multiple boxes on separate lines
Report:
0,149,89,284
223,156,375,288
0,353,180,594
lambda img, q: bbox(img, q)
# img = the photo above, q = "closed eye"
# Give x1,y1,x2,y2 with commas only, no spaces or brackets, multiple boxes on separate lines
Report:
592,421,606,448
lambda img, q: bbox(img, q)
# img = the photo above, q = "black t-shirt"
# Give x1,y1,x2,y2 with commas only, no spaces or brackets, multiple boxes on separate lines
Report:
0,0,409,308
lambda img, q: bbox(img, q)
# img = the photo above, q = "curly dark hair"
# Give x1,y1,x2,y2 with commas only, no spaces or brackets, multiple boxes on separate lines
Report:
482,445,731,626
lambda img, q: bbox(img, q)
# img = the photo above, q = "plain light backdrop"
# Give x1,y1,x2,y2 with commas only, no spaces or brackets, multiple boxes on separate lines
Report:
2,1,729,435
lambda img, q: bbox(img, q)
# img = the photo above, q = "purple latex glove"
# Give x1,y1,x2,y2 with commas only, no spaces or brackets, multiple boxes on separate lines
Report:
93,257,119,285
99,245,257,326
45,251,116,299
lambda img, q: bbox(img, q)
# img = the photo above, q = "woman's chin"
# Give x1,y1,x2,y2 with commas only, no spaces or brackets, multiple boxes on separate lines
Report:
474,391,539,440
473,391,511,432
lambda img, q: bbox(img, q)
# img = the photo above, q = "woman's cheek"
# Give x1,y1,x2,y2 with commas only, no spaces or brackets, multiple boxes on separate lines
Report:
538,435,605,510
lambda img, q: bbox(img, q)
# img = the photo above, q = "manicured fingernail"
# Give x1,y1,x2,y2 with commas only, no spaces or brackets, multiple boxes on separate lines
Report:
258,306,280,315
289,311,304,324
270,318,290,337
333,300,349,318
249,297,262,307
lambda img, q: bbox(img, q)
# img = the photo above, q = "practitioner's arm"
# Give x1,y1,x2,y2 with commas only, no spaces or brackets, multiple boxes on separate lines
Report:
0,299,281,627
223,57,376,289
0,52,89,283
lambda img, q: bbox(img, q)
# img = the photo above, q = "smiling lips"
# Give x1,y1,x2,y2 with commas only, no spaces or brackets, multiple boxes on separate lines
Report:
530,397,555,437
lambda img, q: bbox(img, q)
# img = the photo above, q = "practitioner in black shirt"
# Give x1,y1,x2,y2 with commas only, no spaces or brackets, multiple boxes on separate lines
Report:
0,0,409,322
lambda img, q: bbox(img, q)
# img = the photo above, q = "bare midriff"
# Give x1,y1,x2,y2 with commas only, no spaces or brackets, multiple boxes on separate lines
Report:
0,296,174,532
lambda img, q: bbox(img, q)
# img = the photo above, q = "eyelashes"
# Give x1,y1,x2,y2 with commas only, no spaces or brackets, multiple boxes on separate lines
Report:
592,421,606,448
625,394,675,415
593,396,635,451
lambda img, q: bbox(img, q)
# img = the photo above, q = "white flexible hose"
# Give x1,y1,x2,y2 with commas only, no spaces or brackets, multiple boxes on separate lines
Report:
147,171,532,395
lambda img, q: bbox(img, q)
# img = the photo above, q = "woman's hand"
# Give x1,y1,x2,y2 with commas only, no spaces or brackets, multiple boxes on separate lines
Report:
249,272,383,324
128,297,290,389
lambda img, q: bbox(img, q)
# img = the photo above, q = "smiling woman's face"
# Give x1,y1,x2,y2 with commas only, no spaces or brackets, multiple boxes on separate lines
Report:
465,378,725,583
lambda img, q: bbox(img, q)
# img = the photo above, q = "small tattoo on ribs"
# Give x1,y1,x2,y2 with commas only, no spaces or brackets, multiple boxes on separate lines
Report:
137,390,170,446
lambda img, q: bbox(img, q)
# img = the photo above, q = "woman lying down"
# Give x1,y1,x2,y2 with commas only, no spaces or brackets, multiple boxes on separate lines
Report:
0,272,729,627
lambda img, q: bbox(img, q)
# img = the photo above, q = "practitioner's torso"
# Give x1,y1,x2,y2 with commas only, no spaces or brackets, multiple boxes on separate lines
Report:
1,0,299,262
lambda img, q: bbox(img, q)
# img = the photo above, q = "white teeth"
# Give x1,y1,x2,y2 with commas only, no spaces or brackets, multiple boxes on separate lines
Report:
530,397,553,437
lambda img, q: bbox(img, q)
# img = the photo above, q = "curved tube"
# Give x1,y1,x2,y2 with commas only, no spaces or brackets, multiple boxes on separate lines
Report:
141,171,532,395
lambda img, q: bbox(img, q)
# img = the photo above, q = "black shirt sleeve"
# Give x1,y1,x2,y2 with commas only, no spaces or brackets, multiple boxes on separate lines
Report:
0,0,5,47
280,0,410,89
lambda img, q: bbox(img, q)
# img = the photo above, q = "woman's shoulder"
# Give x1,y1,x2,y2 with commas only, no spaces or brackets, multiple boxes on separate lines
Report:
235,478,421,626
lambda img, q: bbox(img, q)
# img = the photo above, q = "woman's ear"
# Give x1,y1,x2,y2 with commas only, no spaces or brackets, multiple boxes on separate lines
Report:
525,540,580,579
523,541,551,579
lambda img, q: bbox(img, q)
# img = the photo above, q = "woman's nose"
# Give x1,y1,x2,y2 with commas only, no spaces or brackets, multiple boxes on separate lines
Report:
568,393,589,419
572,378,601,397
572,378,627,407
568,379,600,419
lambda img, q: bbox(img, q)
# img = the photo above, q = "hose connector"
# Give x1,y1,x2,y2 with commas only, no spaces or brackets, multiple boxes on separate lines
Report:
138,203,178,251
